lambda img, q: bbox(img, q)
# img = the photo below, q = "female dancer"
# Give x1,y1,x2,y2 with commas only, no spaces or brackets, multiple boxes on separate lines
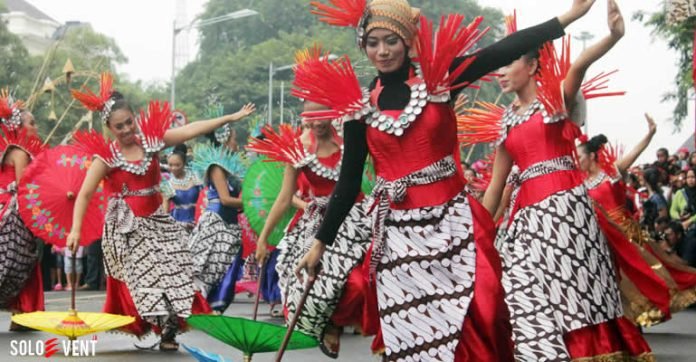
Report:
189,126,248,312
66,73,255,350
579,121,696,318
0,97,45,330
296,0,599,360
482,1,653,360
579,116,675,328
162,144,202,232
251,94,372,357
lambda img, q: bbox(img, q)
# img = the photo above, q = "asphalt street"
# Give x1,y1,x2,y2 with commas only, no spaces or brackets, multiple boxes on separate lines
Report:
0,291,693,361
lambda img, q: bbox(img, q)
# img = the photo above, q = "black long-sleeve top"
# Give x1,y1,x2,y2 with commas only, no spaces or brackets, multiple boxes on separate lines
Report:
315,18,565,246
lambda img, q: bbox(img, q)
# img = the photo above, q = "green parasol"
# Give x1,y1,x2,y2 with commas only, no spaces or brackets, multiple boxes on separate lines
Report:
187,315,317,362
241,157,296,246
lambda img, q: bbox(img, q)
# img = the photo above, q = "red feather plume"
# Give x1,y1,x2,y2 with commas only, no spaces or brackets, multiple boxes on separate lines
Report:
137,100,173,148
505,10,517,35
291,46,367,119
581,70,626,100
310,0,367,27
0,89,25,128
246,125,307,166
414,14,487,94
456,102,505,146
70,72,114,112
537,37,625,117
535,38,570,122
0,96,15,121
0,125,46,158
598,142,624,179
71,130,116,166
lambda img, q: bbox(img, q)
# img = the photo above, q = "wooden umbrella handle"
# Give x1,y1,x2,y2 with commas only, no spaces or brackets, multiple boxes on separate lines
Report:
252,259,266,321
274,276,316,362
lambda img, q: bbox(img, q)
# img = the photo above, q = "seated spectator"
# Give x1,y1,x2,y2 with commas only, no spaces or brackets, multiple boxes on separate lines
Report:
665,221,696,267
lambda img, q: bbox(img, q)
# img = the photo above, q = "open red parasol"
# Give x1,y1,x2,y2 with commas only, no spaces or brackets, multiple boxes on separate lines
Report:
18,145,108,247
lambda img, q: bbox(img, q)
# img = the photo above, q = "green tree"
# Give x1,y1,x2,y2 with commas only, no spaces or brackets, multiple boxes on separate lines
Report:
635,10,696,129
26,25,130,143
177,0,507,125
0,6,36,95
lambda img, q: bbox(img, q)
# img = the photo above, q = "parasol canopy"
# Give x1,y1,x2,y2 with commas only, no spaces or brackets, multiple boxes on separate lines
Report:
187,314,317,361
18,145,107,247
241,157,296,247
11,310,134,340
183,344,233,362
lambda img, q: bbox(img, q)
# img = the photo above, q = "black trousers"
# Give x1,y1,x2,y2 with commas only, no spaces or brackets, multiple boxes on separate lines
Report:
84,239,104,289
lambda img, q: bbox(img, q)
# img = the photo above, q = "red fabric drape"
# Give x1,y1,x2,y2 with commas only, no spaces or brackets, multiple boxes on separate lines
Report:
595,209,672,318
10,264,44,313
455,196,514,361
565,317,652,359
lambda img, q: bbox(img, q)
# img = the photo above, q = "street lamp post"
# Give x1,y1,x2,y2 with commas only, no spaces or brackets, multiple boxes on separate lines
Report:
267,62,294,125
170,9,258,109
267,54,338,125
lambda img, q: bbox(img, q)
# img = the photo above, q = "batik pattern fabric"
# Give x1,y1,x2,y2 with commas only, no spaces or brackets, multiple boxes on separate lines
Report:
376,191,477,362
189,211,242,295
103,206,196,327
0,193,38,309
276,197,371,338
499,184,623,361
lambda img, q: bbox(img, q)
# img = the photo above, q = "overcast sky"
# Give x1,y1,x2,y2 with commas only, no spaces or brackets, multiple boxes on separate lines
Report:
24,0,690,163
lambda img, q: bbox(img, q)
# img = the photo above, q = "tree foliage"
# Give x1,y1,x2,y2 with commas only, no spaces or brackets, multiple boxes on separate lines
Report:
0,12,35,94
635,10,696,129
176,0,507,125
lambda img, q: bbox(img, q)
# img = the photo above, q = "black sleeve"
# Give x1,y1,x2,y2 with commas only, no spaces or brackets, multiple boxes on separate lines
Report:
450,17,565,87
315,121,369,246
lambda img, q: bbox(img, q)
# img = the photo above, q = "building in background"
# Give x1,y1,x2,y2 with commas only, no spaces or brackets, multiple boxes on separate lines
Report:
1,0,59,55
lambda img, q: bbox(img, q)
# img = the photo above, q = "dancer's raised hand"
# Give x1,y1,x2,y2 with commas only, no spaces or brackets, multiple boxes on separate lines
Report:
607,0,625,39
559,0,597,27
645,113,657,136
228,103,256,122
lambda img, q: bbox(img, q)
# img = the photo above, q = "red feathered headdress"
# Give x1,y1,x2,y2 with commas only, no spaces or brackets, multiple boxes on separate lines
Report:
537,37,625,120
292,45,371,122
137,100,173,152
0,89,25,131
599,142,623,179
311,0,367,28
505,10,517,36
71,130,117,167
247,125,308,167
0,124,46,160
70,72,115,124
414,14,487,95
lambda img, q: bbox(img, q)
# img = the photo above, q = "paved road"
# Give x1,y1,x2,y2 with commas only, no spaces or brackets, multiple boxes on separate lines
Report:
0,291,693,361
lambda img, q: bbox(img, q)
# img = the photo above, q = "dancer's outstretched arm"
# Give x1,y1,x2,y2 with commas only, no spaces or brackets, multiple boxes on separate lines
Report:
564,0,624,111
163,103,255,147
616,114,657,175
451,0,598,89
256,165,300,263
67,158,110,252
